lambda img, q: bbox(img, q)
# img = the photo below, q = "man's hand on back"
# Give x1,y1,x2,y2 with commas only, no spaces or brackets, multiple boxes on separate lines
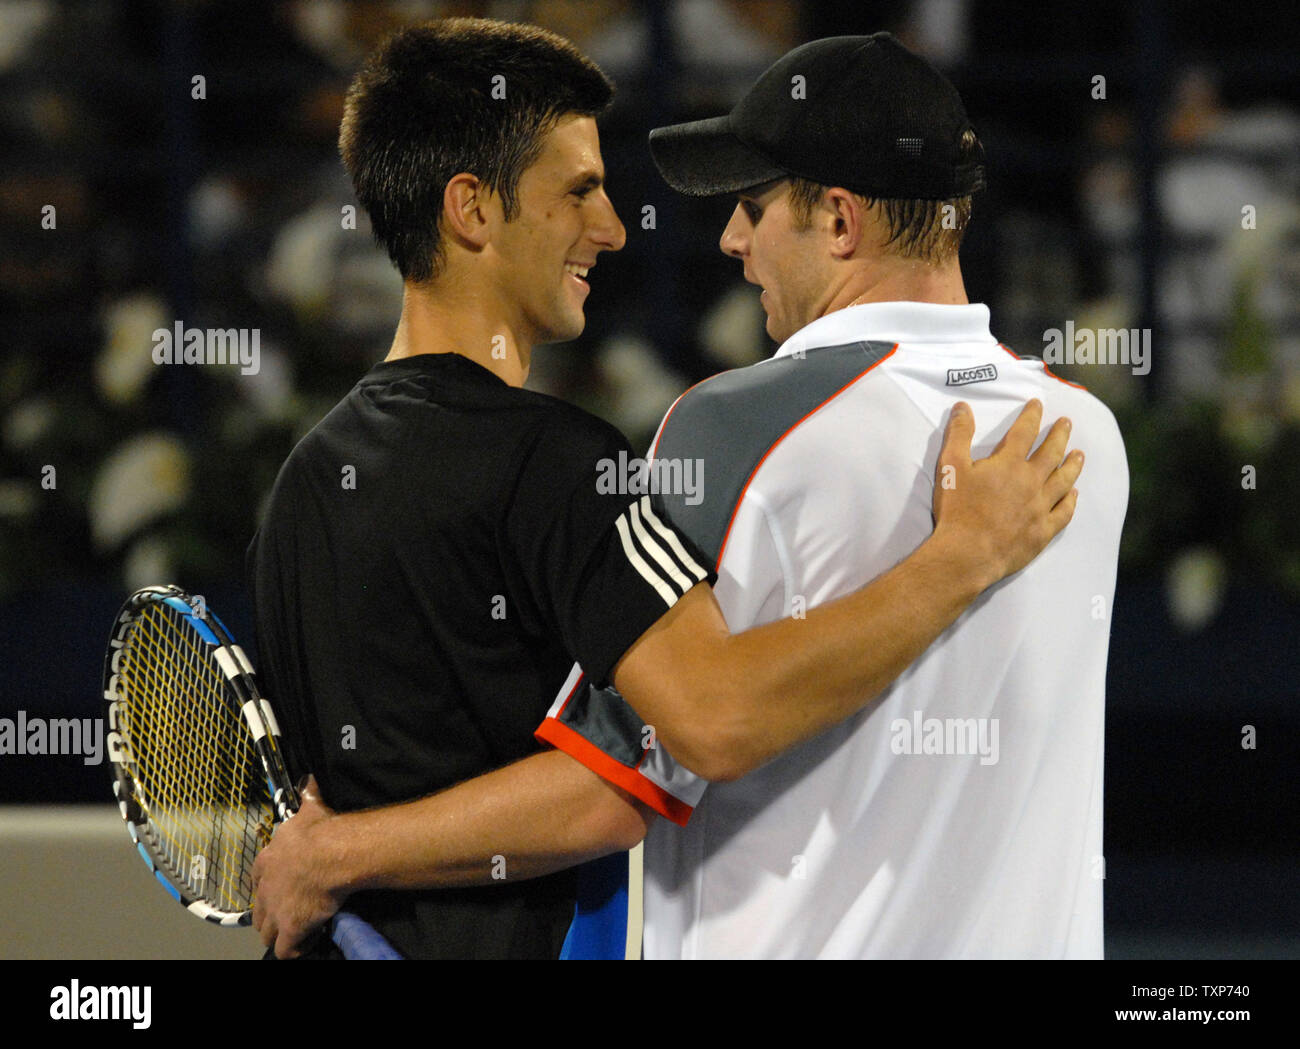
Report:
931,399,1083,589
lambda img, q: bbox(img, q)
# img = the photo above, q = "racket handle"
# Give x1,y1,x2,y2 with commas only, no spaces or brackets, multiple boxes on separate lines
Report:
330,911,403,960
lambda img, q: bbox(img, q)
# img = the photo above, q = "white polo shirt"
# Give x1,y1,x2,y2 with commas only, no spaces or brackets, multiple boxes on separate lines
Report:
538,301,1129,958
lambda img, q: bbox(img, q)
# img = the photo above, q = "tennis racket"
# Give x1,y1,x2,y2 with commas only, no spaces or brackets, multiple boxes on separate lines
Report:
102,583,401,960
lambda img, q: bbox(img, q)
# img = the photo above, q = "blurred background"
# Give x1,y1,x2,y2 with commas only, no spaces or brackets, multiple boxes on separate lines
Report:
0,0,1296,958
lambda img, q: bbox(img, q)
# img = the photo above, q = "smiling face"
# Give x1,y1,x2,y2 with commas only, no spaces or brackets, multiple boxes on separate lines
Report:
488,114,626,346
718,179,831,344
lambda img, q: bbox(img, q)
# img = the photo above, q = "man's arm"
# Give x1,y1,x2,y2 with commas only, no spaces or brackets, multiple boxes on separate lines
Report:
252,753,653,957
611,398,1080,781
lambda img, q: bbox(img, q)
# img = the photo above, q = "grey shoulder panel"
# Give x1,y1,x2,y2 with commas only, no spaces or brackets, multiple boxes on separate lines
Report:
558,677,648,767
652,340,896,564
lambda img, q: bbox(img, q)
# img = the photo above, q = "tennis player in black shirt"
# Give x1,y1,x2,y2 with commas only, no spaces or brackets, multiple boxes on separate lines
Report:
249,18,1083,959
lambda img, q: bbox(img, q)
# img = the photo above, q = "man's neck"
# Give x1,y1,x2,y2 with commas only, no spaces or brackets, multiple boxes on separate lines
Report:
385,280,532,387
827,259,969,315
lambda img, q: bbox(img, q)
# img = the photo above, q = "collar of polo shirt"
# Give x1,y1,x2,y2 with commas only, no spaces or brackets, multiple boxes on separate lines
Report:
771,301,996,361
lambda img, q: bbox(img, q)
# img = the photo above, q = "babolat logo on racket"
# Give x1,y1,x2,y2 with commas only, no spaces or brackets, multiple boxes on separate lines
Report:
103,606,141,765
102,606,139,702
105,699,131,765
946,363,997,386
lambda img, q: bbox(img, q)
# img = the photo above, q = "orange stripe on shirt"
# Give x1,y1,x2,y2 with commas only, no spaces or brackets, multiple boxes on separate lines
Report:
535,716,694,827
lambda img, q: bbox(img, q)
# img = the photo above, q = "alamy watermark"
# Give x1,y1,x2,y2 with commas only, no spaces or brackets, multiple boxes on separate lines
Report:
151,321,260,375
890,711,999,766
0,711,103,765
596,450,704,506
50,981,150,1029
1042,321,1150,376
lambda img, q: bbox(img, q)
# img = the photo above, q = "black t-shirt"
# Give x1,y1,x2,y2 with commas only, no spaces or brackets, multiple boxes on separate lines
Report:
246,353,712,959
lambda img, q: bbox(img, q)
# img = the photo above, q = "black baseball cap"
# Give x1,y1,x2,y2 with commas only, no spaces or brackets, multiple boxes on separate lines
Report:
649,33,986,200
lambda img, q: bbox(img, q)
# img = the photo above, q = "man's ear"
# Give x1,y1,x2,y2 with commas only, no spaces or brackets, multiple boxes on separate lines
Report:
442,173,492,250
824,187,872,260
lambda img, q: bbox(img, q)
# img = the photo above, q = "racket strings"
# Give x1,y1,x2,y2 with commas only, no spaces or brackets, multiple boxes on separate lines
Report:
141,606,266,903
116,604,271,912
126,612,262,909
133,611,237,811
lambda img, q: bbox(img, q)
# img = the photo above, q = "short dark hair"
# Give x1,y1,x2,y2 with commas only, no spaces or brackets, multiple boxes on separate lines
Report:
340,18,614,283
786,128,980,264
